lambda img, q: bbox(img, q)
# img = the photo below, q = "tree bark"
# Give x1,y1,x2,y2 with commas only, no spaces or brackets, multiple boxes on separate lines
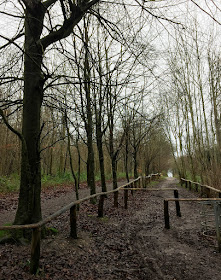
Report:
84,21,96,197
14,6,45,225
96,129,107,193
133,150,138,179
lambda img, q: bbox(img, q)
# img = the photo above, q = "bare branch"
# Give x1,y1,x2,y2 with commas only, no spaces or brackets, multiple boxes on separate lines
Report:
0,32,24,51
191,0,221,25
40,0,100,50
0,109,23,141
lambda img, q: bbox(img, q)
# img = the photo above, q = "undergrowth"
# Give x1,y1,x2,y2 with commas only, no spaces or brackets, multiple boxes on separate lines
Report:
0,172,133,193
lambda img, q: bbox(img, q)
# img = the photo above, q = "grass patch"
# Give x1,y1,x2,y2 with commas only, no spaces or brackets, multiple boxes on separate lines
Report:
148,180,159,187
0,171,133,193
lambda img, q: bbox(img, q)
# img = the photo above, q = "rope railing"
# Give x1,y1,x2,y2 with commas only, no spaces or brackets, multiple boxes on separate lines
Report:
163,197,221,251
164,178,221,251
180,178,221,198
1,173,162,274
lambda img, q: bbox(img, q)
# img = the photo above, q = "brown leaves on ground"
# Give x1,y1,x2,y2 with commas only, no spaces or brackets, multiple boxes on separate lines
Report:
1,178,221,280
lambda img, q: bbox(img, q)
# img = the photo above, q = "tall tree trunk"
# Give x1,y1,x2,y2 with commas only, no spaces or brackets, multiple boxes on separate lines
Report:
133,150,138,179
65,114,79,201
125,128,130,182
96,129,107,192
84,21,96,197
111,155,118,207
14,7,45,225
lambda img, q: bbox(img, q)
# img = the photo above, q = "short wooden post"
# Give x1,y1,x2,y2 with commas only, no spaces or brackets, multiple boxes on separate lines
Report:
70,205,77,239
138,178,141,188
124,187,128,209
195,183,198,192
30,227,41,274
174,190,181,217
188,181,192,191
98,195,105,217
164,200,170,229
219,192,221,198
206,187,210,198
214,203,221,252
114,191,118,207
200,185,205,197
185,181,188,188
131,182,134,196
145,177,147,188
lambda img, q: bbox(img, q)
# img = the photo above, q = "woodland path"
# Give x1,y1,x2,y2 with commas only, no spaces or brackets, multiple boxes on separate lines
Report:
0,179,128,226
1,177,221,279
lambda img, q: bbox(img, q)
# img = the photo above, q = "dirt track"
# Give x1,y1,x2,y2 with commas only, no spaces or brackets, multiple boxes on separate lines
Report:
1,177,221,279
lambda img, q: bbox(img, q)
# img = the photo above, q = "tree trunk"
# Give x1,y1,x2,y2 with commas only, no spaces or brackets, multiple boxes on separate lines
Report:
125,129,130,182
84,19,96,197
96,119,107,193
65,113,79,201
133,150,138,179
14,6,45,225
112,156,118,207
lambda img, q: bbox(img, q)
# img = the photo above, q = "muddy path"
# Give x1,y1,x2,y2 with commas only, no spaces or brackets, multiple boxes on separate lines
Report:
1,177,221,279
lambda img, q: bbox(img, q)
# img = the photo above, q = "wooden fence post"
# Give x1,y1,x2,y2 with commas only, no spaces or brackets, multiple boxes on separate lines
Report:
131,182,134,196
164,200,170,229
195,183,198,192
174,190,181,217
200,185,205,197
206,187,210,198
114,191,118,207
185,181,188,188
98,195,105,217
145,177,147,188
188,181,192,191
124,187,128,209
30,227,41,274
70,205,77,239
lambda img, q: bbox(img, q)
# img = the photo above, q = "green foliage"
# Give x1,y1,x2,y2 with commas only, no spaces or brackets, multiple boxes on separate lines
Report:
0,223,12,240
41,172,72,186
159,175,167,180
184,171,201,183
0,174,20,192
42,172,88,186
148,180,159,187
0,171,133,193
46,227,59,235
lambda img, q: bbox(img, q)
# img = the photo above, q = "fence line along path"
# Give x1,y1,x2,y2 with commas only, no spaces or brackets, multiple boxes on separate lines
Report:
1,174,163,274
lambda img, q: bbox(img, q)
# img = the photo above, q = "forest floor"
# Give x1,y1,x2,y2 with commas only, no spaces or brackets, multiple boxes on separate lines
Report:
1,177,221,280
